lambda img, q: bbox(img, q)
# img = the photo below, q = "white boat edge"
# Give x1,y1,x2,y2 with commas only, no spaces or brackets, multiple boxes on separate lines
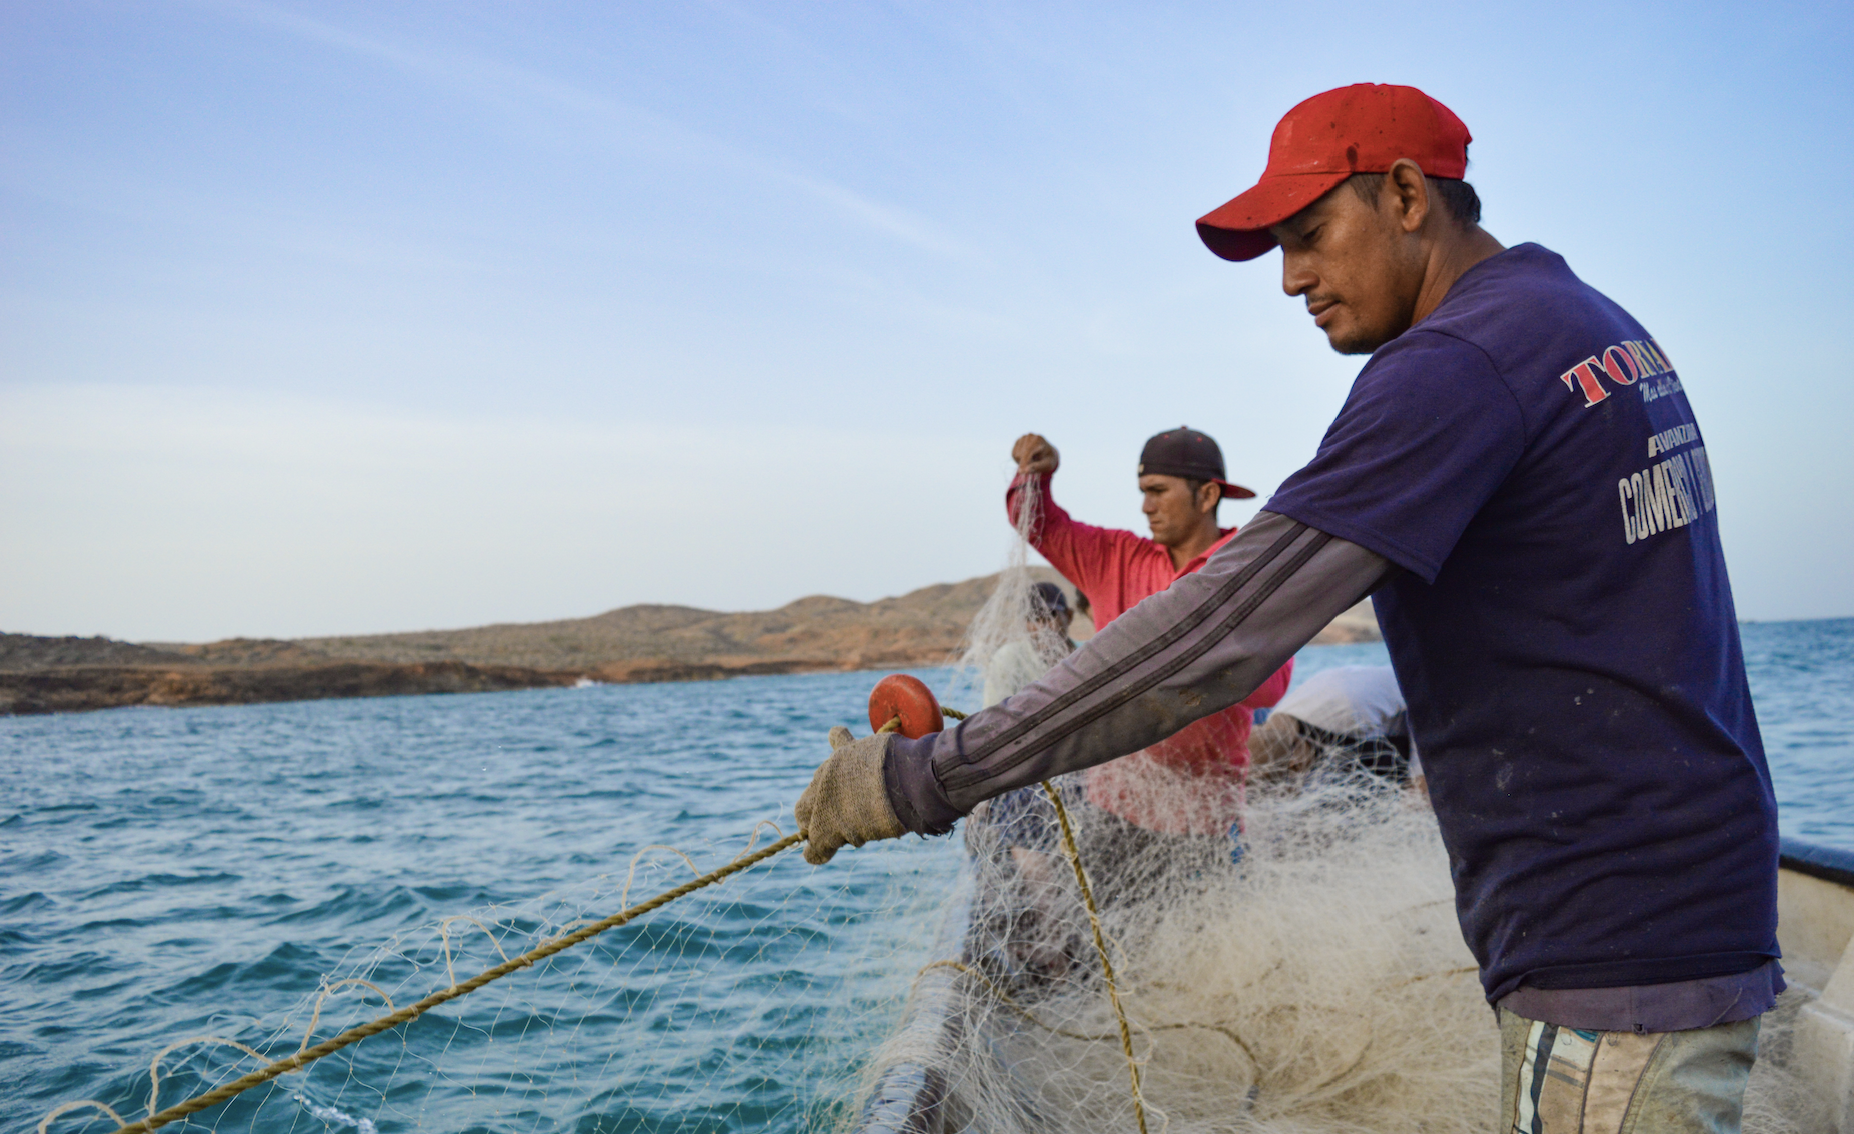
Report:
1780,837,1854,1130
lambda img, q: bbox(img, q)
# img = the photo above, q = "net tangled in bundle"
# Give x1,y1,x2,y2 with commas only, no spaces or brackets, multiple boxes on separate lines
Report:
855,776,1492,1134
858,766,1824,1134
38,471,1826,1134
850,472,1822,1134
951,472,1077,708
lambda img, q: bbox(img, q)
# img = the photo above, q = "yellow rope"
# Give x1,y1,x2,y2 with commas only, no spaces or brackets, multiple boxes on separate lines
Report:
918,959,1263,1074
69,694,1149,1134
100,831,805,1134
882,704,1148,1129
1040,779,1149,1134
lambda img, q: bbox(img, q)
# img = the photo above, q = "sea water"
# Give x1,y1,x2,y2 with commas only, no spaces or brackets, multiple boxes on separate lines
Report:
4,618,1851,1132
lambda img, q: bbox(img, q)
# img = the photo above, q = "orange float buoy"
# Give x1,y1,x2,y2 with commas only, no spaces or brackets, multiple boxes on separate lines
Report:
867,674,944,740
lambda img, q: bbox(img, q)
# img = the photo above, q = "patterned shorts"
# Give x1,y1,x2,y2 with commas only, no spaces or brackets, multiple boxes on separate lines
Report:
1500,1008,1759,1133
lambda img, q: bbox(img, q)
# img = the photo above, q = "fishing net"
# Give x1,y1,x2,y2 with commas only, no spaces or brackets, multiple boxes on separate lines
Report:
36,471,1826,1134
950,476,1079,706
34,829,956,1134
848,473,1823,1134
859,781,1824,1134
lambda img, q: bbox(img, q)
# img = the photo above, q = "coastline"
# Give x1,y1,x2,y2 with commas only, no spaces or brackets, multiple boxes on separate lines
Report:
1,575,1384,715
0,655,946,716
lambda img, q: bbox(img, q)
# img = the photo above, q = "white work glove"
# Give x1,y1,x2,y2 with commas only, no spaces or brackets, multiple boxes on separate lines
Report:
795,726,905,865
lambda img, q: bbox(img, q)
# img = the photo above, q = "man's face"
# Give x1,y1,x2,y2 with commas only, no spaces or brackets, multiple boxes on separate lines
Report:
1028,609,1074,638
1269,177,1428,355
1140,474,1210,547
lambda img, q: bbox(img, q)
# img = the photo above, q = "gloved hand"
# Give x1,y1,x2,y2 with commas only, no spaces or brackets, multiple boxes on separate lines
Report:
795,726,905,865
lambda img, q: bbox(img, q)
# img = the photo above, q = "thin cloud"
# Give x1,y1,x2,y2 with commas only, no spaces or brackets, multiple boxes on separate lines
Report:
778,172,983,261
194,0,982,263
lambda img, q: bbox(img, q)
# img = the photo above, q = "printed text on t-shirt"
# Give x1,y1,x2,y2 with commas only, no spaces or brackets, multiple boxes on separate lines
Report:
1618,445,1716,544
1647,422,1698,457
1559,338,1674,407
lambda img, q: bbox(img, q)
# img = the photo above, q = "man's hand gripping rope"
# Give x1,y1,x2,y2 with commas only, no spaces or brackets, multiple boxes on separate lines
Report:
65,704,1133,1134
794,724,905,865
794,708,1151,1134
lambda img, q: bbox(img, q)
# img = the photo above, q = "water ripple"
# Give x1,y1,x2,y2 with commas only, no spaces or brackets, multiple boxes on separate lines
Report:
6,630,1850,1131
4,669,960,1132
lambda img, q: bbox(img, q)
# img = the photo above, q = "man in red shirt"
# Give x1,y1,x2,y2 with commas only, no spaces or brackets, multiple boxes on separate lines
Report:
1005,427,1293,845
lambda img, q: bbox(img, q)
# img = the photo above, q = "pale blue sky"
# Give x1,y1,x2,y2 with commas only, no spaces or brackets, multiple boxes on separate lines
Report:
4,1,1850,640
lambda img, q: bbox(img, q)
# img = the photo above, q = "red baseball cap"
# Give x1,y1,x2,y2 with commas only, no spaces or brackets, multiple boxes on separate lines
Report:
1195,84,1472,262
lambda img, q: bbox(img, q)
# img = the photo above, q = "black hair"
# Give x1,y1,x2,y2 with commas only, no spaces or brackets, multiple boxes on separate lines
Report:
1346,171,1482,226
1181,476,1223,510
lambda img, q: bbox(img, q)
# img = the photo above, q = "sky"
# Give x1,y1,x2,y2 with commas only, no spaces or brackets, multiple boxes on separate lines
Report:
3,1,1851,641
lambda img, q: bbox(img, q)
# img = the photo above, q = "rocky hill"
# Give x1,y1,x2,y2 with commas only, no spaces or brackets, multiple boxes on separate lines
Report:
288,572,1377,673
2,571,1377,714
290,569,1085,677
0,633,194,670
1314,601,1382,645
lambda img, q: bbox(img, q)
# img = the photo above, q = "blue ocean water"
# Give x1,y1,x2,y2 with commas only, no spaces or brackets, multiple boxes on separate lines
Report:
4,618,1850,1133
4,672,962,1134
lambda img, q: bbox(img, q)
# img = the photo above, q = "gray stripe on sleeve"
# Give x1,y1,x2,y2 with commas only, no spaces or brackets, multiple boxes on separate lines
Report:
885,512,1392,827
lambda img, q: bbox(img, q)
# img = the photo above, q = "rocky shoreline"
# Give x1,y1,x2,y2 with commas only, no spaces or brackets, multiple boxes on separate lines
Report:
3,572,1379,715
0,660,575,715
0,650,959,716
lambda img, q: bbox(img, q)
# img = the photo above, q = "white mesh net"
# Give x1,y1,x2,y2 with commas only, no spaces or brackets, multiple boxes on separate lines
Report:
36,831,953,1134
849,472,1821,1134
38,473,1825,1134
953,473,1077,708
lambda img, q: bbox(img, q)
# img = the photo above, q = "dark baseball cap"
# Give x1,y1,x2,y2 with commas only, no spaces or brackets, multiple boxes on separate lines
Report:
1029,582,1070,618
1137,427,1255,500
1195,83,1472,262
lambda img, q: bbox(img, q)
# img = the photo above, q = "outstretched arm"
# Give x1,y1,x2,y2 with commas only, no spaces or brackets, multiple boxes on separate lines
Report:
1005,435,1151,605
795,512,1390,862
885,511,1391,833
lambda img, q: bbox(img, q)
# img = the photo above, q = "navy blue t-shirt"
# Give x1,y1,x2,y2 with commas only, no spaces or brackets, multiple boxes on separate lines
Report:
1267,244,1778,1003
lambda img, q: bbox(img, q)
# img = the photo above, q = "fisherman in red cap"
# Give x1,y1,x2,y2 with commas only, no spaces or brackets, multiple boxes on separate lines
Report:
800,83,1779,1131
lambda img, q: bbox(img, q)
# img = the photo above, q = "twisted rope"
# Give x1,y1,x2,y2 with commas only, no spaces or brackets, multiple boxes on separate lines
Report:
78,697,1152,1134
1041,779,1149,1134
917,959,1262,1075
944,702,1146,1130
103,831,805,1134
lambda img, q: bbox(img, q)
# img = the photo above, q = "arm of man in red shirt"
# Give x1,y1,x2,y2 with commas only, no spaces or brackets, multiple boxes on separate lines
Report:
1010,433,1293,730
1005,454,1157,626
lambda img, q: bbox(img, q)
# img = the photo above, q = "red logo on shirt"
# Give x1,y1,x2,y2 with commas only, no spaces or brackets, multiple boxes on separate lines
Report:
1559,338,1673,407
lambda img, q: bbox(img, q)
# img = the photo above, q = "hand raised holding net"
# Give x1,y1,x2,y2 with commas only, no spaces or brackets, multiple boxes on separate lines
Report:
1011,433,1059,476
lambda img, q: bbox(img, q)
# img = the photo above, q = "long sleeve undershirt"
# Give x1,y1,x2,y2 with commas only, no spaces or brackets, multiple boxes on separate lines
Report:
883,512,1392,834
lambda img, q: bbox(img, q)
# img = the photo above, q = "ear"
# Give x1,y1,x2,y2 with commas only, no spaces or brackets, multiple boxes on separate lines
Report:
1386,158,1430,234
1197,481,1221,515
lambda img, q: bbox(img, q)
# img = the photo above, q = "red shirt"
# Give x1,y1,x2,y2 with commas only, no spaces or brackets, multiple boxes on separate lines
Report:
1008,472,1293,835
